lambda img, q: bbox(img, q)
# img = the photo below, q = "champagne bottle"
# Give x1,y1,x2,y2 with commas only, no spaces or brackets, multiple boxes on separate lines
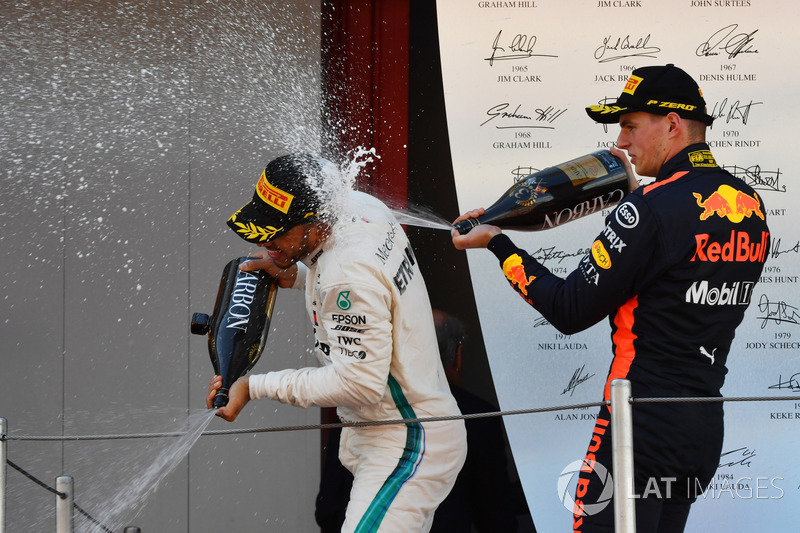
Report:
453,150,631,234
190,257,279,408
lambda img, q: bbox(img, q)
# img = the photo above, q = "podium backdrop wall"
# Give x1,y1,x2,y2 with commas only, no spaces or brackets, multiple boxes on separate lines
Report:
435,1,800,531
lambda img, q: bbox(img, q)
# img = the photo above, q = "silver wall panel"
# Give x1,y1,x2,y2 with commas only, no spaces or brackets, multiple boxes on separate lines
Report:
1,1,322,531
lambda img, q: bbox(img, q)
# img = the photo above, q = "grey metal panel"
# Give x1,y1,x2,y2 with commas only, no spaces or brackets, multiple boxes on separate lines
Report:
1,1,70,530
1,1,323,531
187,0,322,530
57,1,196,529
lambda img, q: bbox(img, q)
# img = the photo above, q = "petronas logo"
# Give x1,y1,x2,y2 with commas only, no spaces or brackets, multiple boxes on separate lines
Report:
336,291,352,310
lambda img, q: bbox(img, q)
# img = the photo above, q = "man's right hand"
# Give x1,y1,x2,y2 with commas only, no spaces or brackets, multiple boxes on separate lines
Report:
610,146,639,193
239,249,297,288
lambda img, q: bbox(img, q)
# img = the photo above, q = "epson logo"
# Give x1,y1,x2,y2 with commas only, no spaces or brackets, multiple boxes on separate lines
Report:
331,314,367,325
685,280,755,306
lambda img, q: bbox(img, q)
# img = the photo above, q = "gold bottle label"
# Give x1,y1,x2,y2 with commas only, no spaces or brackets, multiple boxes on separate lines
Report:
556,155,608,186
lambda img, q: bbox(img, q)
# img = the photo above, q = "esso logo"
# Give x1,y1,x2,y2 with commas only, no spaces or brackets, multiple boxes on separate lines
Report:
615,202,639,229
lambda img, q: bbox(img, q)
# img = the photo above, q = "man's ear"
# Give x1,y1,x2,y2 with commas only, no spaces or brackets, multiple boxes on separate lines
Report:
666,112,682,135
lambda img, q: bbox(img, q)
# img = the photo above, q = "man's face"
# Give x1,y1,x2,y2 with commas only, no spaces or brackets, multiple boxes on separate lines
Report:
616,111,671,178
257,223,317,268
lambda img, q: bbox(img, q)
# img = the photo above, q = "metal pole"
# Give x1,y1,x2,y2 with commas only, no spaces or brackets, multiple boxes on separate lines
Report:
610,379,636,533
55,475,73,533
0,417,6,533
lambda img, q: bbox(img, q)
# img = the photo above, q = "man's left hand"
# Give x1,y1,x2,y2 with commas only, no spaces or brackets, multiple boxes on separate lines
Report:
451,208,502,250
207,375,251,422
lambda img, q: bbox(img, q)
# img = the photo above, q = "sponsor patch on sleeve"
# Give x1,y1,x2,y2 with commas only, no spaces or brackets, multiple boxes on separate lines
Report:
502,254,535,296
591,240,612,269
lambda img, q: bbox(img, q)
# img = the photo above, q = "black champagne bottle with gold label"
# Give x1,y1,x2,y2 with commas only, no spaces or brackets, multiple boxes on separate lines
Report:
191,257,278,408
453,150,631,234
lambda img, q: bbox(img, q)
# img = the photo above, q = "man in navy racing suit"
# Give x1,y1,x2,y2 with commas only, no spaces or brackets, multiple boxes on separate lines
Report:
451,64,770,532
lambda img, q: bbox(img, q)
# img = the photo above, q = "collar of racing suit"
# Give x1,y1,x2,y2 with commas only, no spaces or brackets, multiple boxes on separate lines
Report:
301,240,327,269
654,142,716,182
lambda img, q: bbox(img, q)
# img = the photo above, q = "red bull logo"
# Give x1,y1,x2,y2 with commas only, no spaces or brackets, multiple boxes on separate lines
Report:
693,185,764,223
502,254,535,296
691,230,769,263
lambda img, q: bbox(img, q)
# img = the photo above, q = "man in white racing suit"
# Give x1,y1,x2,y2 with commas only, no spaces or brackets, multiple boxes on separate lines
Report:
207,153,467,532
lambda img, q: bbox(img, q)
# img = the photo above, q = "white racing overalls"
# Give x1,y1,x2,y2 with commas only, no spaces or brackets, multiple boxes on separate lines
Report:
250,192,467,532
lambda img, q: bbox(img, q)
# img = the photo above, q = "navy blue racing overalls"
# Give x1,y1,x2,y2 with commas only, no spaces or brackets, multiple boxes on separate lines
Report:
487,144,770,532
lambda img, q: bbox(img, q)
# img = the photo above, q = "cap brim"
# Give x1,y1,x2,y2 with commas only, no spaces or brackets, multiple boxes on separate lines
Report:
226,200,290,243
585,104,633,124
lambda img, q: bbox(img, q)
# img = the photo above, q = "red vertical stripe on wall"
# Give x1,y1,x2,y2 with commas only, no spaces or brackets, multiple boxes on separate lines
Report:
320,0,411,467
322,0,409,208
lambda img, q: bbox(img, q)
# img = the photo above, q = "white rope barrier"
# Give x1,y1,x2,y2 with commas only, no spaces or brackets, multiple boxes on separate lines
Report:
3,394,794,442
1,392,797,533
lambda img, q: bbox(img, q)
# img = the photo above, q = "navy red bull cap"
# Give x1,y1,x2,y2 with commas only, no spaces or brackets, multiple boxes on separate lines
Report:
586,64,714,125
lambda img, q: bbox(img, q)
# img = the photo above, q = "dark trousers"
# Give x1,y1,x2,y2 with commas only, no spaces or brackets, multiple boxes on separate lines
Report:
572,403,723,533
